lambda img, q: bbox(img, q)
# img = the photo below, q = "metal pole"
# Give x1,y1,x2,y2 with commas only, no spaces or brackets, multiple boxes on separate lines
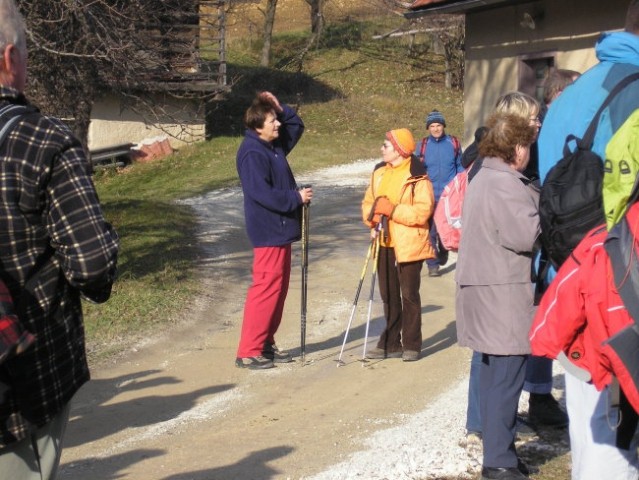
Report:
362,229,381,364
300,202,310,363
336,238,375,367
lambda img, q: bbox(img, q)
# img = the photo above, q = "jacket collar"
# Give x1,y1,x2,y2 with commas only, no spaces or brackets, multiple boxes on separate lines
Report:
482,156,524,177
0,85,28,105
374,155,427,179
244,128,276,149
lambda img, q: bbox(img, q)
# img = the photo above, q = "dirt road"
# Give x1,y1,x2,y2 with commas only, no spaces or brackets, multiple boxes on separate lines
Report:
57,161,476,480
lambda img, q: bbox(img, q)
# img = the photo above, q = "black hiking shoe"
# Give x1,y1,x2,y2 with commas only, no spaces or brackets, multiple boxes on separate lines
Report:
481,467,529,480
235,356,274,370
528,393,569,427
262,343,292,363
517,458,539,476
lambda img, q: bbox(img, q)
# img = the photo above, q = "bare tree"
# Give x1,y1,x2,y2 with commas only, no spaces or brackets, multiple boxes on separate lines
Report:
259,0,278,67
376,2,466,89
403,13,464,89
18,0,228,148
432,14,465,89
305,0,325,45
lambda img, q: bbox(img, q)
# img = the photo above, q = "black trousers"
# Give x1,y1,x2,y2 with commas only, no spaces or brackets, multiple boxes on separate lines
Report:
480,353,527,468
376,246,423,353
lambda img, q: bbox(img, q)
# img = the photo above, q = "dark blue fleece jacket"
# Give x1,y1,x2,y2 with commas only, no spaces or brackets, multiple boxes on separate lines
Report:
236,104,305,247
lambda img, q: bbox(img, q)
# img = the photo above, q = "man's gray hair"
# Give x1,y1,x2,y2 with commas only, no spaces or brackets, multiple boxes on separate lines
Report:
0,0,26,55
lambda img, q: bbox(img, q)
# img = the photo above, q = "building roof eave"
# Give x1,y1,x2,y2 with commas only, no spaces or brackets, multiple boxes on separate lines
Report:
405,0,537,19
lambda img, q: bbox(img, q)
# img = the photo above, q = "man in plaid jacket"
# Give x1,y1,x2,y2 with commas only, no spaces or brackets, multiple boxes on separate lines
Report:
0,1,119,478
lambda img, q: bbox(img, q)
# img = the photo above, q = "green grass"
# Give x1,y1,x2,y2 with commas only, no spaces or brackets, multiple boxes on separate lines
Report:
86,14,460,353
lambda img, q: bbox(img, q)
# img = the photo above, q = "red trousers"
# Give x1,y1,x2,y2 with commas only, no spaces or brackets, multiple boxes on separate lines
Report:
236,245,292,358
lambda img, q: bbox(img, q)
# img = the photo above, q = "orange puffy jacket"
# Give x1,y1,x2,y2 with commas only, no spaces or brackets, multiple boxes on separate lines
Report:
361,156,435,263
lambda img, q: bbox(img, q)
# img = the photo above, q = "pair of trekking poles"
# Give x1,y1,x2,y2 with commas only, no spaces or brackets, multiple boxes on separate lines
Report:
336,217,386,367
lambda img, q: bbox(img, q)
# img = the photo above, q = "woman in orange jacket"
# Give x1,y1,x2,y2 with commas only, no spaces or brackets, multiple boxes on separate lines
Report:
361,128,435,362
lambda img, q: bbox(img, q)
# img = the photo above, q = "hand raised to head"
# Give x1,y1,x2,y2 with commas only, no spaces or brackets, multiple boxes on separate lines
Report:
258,91,283,113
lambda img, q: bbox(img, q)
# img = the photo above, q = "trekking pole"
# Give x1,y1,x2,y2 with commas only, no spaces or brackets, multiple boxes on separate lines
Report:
300,201,310,363
336,236,375,367
362,221,383,364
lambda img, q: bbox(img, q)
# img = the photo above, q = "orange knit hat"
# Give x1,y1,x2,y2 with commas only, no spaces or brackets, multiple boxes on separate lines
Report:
386,128,416,158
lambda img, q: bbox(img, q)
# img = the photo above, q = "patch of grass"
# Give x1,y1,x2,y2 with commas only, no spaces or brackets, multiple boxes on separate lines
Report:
519,426,571,480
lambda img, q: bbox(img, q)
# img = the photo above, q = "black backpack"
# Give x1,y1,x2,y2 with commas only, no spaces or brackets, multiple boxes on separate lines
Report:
539,72,639,269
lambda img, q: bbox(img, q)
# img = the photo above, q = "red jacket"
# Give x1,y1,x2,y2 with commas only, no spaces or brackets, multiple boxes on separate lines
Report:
530,202,639,412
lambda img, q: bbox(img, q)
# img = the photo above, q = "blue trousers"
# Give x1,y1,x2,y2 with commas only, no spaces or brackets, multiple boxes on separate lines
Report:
523,354,553,393
466,351,553,433
480,353,528,468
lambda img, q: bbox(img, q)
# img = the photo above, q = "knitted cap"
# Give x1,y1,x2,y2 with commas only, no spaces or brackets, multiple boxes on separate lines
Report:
426,110,446,128
386,128,416,158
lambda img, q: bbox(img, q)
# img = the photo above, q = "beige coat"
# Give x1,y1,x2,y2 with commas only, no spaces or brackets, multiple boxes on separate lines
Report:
455,157,540,355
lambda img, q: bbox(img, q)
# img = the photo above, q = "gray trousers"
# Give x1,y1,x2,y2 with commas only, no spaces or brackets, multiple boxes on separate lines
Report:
0,402,71,480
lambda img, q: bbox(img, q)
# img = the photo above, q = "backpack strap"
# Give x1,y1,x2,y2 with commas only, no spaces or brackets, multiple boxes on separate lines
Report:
580,72,639,149
605,216,639,324
533,246,550,305
419,137,427,163
0,104,29,141
450,135,461,158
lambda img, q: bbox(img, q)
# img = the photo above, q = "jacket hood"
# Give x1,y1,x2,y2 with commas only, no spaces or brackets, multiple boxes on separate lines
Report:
596,31,639,67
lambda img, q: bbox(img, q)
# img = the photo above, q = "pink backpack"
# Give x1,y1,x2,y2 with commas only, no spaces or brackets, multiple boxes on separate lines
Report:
433,169,468,252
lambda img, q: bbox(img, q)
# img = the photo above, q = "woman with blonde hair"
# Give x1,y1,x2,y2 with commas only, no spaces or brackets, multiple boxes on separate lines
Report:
468,92,541,182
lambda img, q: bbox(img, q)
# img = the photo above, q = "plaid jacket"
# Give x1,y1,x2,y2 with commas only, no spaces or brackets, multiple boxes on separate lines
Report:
0,87,119,448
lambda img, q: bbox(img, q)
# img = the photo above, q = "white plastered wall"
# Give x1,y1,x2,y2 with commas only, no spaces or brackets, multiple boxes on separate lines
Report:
88,93,206,150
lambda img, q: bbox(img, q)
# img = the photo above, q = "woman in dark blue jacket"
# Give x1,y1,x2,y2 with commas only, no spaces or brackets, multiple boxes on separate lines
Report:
235,91,313,370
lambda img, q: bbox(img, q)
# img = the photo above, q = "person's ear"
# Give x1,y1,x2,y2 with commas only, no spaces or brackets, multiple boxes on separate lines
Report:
0,44,19,80
3,44,16,72
0,46,12,85
0,46,9,73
